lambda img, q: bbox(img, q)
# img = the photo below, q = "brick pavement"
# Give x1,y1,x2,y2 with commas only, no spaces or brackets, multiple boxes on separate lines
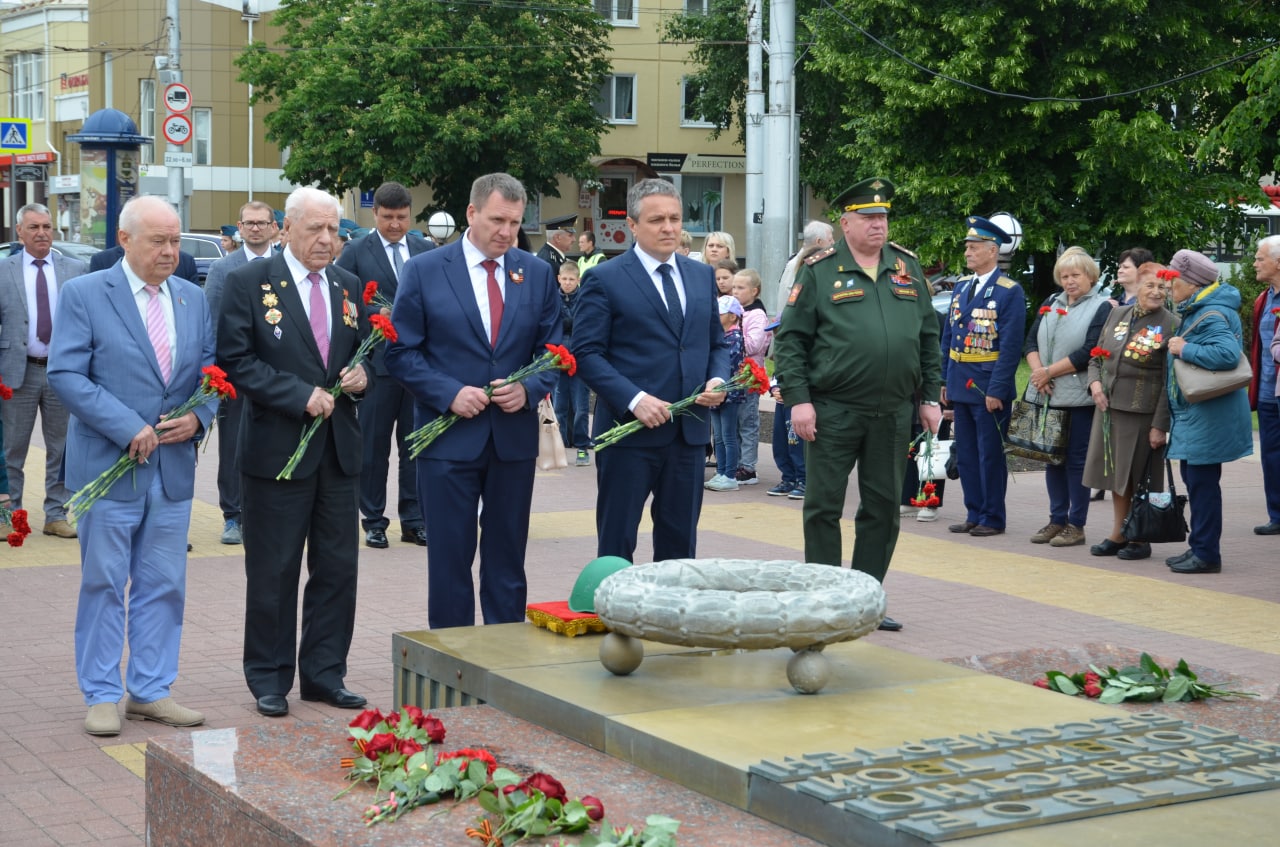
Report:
1,428,1276,844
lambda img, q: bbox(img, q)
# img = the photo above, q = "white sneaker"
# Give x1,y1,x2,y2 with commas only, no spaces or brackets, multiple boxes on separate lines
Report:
916,507,938,522
704,474,740,491
900,505,919,517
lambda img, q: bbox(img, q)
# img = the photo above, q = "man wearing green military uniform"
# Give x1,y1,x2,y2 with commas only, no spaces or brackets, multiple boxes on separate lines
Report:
772,178,941,632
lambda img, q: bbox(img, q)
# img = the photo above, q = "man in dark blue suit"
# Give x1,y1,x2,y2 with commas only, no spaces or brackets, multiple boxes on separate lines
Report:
572,179,730,561
337,182,434,549
385,173,561,629
940,215,1025,537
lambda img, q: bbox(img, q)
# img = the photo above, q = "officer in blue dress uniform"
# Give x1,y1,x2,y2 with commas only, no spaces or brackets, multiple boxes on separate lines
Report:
940,216,1026,536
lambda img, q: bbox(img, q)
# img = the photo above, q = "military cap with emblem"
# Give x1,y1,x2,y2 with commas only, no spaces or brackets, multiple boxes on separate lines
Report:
833,177,895,215
542,213,577,233
963,215,1012,245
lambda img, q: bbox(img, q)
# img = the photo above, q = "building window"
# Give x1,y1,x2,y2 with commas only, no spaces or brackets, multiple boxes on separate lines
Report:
139,80,156,164
193,108,212,165
680,77,715,128
684,0,710,14
522,193,542,233
12,53,46,120
594,0,637,26
670,174,723,235
594,75,636,124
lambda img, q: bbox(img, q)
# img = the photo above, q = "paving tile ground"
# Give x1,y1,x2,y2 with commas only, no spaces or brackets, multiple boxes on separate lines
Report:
2,423,1277,844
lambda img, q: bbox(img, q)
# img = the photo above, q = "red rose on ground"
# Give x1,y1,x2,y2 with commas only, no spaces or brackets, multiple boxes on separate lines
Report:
362,732,398,759
384,711,400,727
403,704,425,724
436,747,498,778
348,708,384,731
519,772,567,802
420,714,446,744
1083,682,1104,698
581,795,605,821
397,737,424,756
1032,678,1050,689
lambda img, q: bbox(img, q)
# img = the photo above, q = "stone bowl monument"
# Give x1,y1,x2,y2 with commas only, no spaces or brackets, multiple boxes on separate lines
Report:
592,559,886,694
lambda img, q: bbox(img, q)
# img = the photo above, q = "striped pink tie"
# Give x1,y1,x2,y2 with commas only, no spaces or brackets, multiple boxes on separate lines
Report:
144,284,172,383
307,272,329,367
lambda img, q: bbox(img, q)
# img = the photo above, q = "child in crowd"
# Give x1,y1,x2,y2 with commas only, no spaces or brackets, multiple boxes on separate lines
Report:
707,296,745,491
714,258,738,296
766,373,806,499
732,269,769,485
554,261,592,466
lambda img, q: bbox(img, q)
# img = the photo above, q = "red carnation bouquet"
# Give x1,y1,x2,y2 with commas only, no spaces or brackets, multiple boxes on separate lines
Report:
65,366,236,523
278,314,397,479
2,503,32,547
1089,346,1113,474
592,358,770,451
363,281,394,312
405,344,577,459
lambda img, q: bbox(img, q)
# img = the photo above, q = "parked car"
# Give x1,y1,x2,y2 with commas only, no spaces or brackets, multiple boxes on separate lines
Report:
180,233,226,285
2,240,101,263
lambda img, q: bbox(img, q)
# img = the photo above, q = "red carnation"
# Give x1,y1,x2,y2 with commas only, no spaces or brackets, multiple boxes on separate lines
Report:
1038,305,1051,315
364,281,379,305
545,343,577,377
7,532,24,548
1089,346,1110,359
436,747,498,778
369,314,398,343
10,509,30,534
965,378,975,390
1055,308,1068,316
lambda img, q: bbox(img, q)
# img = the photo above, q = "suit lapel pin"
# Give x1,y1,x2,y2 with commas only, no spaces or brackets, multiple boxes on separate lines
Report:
280,279,289,288
260,283,271,291
510,268,524,284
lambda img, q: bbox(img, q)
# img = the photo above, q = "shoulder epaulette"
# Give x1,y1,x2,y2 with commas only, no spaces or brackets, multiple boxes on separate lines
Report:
804,246,836,265
997,278,1017,289
888,241,918,259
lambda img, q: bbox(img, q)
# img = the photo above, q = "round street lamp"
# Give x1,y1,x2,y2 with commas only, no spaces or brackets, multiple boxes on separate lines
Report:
427,211,457,243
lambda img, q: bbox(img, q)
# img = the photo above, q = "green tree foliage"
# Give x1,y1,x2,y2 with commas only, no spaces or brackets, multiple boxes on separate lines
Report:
669,0,1272,295
1200,47,1280,185
237,0,613,219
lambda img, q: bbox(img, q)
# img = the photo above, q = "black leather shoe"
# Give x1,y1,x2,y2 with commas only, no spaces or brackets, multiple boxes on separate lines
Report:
948,521,977,534
1165,549,1193,566
969,525,1004,537
365,529,389,549
877,616,903,632
1091,489,1105,501
1117,542,1151,560
256,694,288,717
400,526,427,546
1254,522,1280,535
300,687,367,709
1090,538,1124,557
1169,554,1221,574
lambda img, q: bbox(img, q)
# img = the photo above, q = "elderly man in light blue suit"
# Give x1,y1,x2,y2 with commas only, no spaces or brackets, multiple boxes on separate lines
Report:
48,196,218,737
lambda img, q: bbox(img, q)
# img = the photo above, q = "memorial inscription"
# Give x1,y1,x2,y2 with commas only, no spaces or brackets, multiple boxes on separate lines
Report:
750,713,1280,841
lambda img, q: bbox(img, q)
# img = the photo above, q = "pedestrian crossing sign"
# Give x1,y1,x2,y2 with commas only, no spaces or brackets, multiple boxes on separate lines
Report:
1,118,32,153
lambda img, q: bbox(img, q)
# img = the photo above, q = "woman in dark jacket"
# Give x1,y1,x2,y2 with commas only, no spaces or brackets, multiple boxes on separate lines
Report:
1083,263,1174,560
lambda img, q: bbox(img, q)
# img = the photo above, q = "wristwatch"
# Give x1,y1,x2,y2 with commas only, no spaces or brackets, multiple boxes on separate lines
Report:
921,400,940,407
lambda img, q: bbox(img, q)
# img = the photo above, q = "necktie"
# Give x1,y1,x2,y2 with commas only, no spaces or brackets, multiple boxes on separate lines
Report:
34,259,52,345
144,285,172,383
482,259,503,347
307,272,330,367
657,263,683,337
390,241,404,277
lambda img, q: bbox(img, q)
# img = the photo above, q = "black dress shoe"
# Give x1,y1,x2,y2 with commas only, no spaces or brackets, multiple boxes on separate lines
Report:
877,616,903,632
256,694,288,717
1091,489,1105,501
1169,554,1221,574
1117,542,1151,560
1254,522,1280,535
968,525,1004,537
365,528,389,549
948,521,977,534
300,687,367,709
1090,538,1124,557
400,526,428,546
1165,549,1193,566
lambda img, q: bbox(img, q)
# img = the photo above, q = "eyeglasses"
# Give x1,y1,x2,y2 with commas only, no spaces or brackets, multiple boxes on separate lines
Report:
240,220,273,228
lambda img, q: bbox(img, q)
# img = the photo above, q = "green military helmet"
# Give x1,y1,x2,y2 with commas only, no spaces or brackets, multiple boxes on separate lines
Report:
568,555,633,613
833,177,895,216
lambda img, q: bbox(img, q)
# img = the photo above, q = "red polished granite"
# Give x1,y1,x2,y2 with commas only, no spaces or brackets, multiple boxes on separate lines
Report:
145,704,825,846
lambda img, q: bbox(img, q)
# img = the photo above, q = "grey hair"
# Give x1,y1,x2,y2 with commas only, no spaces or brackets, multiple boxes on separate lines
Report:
119,195,177,235
284,186,342,221
16,202,51,227
801,219,833,247
470,173,526,209
1260,234,1280,260
627,178,680,220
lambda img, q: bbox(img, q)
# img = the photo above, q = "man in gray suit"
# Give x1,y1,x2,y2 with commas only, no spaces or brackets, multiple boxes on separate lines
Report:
202,200,278,545
0,203,86,538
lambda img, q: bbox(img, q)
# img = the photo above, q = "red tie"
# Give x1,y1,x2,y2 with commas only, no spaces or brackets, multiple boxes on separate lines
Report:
34,259,52,345
482,259,503,347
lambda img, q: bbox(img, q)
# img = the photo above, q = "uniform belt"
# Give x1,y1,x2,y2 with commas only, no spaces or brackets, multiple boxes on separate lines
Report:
27,356,48,366
950,350,999,363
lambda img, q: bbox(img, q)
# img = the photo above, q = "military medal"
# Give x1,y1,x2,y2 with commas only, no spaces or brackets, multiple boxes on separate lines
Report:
274,326,282,340
265,308,282,324
834,281,843,289
509,268,524,284
263,292,279,307
280,279,289,288
260,283,271,291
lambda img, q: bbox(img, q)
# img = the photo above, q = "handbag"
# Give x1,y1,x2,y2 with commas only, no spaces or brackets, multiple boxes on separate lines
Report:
536,396,568,471
1171,310,1252,403
1121,456,1187,544
1004,396,1069,465
915,436,954,480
